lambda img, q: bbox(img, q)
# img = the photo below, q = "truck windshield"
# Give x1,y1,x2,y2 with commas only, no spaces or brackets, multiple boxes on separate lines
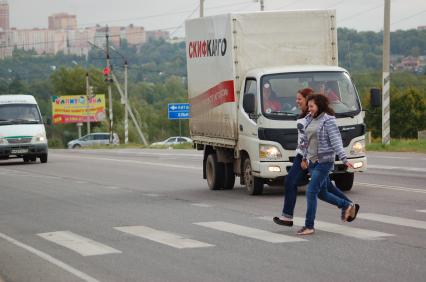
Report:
0,104,42,125
261,71,361,120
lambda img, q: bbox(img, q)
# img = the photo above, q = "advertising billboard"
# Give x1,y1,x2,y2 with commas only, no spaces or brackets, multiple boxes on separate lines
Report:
52,95,106,125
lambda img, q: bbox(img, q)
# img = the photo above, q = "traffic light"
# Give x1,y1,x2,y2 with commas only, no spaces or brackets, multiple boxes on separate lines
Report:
103,67,111,82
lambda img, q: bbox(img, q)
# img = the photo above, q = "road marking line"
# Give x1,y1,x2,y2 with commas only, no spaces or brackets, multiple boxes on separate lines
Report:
258,217,393,240
114,226,214,249
368,164,426,173
191,203,213,208
194,221,306,243
56,154,202,170
0,232,99,282
355,182,426,194
38,231,121,256
357,213,426,230
416,210,426,213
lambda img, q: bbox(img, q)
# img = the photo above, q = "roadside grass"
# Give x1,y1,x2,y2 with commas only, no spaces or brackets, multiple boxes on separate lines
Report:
366,139,426,153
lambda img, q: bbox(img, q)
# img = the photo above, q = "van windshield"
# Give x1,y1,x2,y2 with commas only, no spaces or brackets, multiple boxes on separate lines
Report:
0,104,42,125
261,71,361,120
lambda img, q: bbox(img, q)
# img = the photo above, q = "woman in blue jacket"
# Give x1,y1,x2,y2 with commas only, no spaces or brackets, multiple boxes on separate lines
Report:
297,94,360,235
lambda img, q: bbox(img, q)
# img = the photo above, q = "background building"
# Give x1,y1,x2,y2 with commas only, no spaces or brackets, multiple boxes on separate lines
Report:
48,13,77,30
0,0,9,31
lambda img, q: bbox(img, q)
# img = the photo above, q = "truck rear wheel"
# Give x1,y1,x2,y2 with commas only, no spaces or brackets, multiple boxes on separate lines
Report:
223,163,235,190
243,158,263,195
206,153,224,190
332,172,354,191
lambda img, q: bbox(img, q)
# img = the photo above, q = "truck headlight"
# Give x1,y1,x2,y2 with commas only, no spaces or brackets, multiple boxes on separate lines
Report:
350,140,365,155
0,138,7,145
259,145,282,160
33,134,47,143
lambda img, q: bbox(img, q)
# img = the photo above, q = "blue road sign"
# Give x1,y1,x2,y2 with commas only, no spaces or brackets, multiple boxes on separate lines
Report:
168,103,190,120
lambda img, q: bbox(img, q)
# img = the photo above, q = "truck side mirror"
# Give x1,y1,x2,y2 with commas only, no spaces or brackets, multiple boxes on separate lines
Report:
243,93,255,114
370,88,381,108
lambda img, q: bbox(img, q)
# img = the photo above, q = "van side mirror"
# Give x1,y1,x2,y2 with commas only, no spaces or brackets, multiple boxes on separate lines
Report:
243,93,255,114
370,88,381,108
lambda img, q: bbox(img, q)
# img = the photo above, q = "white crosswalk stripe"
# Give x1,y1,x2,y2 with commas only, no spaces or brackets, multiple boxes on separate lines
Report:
416,210,426,213
357,213,426,230
114,226,214,249
38,231,121,256
194,221,306,243
258,217,393,240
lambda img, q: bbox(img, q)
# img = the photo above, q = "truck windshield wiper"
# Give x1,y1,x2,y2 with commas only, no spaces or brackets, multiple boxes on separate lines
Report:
270,111,298,116
11,119,40,124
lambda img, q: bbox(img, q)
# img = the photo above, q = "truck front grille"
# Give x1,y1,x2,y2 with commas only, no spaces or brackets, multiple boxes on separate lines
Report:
7,137,32,144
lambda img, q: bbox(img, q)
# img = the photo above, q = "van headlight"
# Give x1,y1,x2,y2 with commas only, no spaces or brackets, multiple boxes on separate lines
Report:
350,140,365,155
0,138,7,145
259,145,282,160
33,134,47,143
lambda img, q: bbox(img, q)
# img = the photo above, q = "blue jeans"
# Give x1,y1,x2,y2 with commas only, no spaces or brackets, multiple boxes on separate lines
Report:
304,161,352,229
282,155,351,219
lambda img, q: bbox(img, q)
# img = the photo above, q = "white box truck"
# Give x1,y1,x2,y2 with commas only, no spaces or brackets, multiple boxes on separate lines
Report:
0,95,48,163
185,10,366,195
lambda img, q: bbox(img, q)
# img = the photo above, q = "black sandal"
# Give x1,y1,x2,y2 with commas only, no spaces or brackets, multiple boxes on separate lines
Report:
273,217,293,227
347,204,360,222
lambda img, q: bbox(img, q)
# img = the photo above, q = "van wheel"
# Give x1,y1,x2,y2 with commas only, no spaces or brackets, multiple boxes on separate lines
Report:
332,172,354,191
223,163,235,190
73,144,81,149
243,158,263,195
206,153,224,190
40,154,48,163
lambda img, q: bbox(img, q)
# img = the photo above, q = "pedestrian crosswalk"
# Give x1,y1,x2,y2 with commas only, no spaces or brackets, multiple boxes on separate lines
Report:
34,212,425,257
38,231,122,256
114,226,214,249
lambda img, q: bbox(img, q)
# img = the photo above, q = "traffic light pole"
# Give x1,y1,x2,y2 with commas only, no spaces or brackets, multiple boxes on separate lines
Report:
106,26,114,145
86,72,91,135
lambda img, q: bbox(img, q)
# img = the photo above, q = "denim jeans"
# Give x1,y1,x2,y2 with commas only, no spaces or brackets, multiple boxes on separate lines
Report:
305,161,352,229
282,155,351,219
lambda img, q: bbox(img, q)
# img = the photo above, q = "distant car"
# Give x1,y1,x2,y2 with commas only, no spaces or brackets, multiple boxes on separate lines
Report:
150,136,192,147
67,133,119,149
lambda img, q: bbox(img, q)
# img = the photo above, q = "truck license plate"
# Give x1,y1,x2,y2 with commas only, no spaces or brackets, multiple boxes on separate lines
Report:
11,148,29,154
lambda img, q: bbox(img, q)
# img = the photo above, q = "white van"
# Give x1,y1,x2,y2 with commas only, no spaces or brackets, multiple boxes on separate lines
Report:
0,95,48,163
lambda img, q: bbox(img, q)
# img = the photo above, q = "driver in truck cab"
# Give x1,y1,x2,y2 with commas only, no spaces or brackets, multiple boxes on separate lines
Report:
262,82,282,113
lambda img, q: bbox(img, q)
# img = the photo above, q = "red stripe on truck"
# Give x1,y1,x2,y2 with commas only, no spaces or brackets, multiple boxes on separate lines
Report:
190,80,235,117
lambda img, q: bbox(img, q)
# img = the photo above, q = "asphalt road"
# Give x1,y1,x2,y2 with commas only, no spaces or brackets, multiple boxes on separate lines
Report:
0,149,425,282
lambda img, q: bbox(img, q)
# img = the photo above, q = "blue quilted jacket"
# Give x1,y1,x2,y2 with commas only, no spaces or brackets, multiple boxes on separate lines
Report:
299,113,348,164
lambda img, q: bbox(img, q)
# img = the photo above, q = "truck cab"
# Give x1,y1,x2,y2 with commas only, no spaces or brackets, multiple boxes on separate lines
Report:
239,66,366,194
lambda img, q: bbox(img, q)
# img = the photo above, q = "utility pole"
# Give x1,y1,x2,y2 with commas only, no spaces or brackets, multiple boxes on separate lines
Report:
106,26,114,145
382,0,391,145
260,0,265,11
200,0,204,17
85,72,91,135
124,60,129,144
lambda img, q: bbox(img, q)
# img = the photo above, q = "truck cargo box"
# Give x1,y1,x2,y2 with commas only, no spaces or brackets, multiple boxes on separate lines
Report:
186,10,337,147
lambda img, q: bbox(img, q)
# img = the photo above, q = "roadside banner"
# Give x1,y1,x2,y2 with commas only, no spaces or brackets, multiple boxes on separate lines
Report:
51,95,106,125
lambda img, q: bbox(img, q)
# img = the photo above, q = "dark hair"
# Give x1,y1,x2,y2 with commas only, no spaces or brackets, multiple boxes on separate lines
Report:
306,94,335,117
298,88,314,118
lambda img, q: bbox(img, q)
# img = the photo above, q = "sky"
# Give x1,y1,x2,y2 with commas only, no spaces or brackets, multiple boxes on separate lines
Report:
8,0,426,37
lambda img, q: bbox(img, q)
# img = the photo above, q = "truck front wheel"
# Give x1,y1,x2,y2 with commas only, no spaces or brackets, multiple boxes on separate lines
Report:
206,153,224,190
332,172,354,191
243,158,263,195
